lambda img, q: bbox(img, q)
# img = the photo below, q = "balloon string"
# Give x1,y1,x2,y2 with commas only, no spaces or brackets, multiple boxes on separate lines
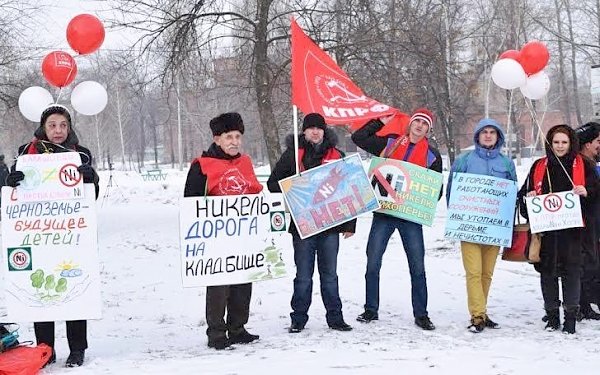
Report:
56,66,76,103
523,97,575,187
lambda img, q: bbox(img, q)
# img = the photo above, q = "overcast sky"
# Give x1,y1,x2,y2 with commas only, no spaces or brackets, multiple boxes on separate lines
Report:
24,0,138,57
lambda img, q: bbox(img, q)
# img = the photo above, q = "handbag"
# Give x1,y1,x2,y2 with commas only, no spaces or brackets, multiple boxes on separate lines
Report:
502,200,541,263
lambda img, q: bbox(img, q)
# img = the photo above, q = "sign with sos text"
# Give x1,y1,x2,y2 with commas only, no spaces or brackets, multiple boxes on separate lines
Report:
525,191,583,233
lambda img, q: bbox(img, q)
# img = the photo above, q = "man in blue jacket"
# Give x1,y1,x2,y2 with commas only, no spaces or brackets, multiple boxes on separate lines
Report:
446,118,517,333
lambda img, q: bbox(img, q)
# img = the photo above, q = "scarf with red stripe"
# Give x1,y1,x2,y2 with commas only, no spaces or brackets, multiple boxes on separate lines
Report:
380,135,429,167
532,155,585,194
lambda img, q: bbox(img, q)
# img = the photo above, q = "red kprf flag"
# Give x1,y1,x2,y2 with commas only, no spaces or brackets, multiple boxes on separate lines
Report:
291,19,405,131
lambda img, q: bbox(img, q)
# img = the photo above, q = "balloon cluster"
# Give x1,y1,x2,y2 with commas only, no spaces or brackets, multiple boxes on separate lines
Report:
18,14,109,122
491,40,551,100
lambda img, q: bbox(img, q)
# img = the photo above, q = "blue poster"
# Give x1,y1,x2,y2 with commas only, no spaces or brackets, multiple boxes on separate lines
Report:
445,173,517,246
278,153,379,239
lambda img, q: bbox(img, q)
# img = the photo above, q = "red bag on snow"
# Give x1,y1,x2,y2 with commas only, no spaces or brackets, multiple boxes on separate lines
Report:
0,344,52,375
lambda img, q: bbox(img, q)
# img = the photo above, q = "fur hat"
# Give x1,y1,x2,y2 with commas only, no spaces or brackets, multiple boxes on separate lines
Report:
409,108,434,130
34,104,78,145
209,112,244,136
302,113,327,131
576,122,600,145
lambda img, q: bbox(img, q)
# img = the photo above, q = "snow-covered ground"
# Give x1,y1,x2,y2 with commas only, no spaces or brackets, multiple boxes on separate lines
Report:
2,161,600,374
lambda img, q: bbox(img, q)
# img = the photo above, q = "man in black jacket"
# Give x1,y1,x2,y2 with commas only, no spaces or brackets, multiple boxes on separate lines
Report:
268,113,355,333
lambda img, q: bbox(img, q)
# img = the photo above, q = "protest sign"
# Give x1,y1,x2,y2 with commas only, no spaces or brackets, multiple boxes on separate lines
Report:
525,191,583,233
368,157,442,226
179,193,292,287
1,183,100,322
445,173,517,246
15,153,85,202
278,154,379,239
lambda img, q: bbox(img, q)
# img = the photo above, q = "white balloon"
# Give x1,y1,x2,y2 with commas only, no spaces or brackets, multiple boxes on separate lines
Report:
491,59,527,90
520,71,551,100
18,86,54,122
70,80,108,115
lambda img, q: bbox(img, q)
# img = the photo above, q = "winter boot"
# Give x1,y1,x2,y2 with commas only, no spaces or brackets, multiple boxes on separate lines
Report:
544,309,560,332
562,306,578,334
580,304,600,320
468,316,485,333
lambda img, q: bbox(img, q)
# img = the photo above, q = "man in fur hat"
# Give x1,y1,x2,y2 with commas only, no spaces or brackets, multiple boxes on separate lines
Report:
267,113,356,334
184,112,262,350
351,108,442,330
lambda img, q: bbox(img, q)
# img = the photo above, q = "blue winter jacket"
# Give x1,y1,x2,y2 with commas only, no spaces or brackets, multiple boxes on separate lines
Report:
446,118,517,203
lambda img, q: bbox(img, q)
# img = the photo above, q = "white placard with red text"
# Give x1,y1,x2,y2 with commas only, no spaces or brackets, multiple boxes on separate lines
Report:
525,191,584,233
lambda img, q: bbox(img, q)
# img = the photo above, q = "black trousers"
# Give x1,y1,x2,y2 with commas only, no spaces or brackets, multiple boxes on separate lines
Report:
34,320,88,351
206,283,252,341
541,271,581,310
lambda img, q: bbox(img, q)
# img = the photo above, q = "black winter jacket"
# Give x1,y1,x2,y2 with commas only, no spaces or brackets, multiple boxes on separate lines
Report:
518,152,599,275
184,143,242,197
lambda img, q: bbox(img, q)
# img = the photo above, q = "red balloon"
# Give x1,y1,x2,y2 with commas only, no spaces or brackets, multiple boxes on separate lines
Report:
41,51,78,88
519,40,550,75
66,14,105,55
499,49,521,62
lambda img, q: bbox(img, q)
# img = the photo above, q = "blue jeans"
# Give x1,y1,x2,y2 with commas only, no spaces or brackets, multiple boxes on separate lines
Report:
290,232,343,326
364,214,428,318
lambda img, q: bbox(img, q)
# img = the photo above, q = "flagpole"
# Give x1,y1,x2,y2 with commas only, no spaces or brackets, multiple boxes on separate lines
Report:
293,105,299,175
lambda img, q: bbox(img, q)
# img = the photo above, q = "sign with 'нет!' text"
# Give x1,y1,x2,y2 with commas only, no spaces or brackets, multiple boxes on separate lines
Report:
278,153,379,239
525,191,583,233
367,157,442,226
15,153,85,202
444,173,517,246
179,193,292,287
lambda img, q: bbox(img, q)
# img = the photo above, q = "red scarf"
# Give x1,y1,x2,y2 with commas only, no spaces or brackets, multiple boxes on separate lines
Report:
197,154,263,196
532,155,585,194
381,135,429,167
297,147,342,172
26,138,76,154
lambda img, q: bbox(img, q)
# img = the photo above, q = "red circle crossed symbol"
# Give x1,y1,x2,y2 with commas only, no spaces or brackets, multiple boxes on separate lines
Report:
59,163,82,187
543,193,562,212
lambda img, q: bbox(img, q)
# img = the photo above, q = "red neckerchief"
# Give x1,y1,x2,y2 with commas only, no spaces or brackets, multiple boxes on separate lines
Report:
532,155,585,194
297,147,342,172
381,135,429,167
197,154,263,196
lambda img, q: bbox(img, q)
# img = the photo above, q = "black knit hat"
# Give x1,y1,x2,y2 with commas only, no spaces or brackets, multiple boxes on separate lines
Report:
302,113,327,131
576,122,600,145
209,112,244,136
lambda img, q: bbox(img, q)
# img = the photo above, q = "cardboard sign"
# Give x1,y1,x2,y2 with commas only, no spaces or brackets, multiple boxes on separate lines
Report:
1,184,101,322
278,154,379,239
367,157,442,226
445,173,517,246
179,193,292,287
525,191,584,233
15,153,85,202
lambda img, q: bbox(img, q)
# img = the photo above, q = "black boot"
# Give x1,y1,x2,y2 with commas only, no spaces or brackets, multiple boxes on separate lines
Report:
580,304,600,320
544,309,560,331
562,306,578,334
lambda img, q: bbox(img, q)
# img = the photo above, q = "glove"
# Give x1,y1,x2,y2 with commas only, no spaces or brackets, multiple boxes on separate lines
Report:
77,164,95,183
5,171,25,187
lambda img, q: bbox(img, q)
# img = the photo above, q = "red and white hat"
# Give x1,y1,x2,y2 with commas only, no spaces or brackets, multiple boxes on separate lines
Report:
409,108,434,130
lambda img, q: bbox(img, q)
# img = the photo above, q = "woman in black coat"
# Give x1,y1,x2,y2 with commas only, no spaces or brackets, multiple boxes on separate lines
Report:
519,124,599,334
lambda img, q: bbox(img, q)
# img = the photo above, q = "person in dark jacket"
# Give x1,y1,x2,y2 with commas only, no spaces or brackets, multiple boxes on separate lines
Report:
518,124,599,334
5,104,99,367
351,108,442,330
267,113,356,333
575,122,600,320
447,118,517,332
0,154,9,219
184,112,262,350
0,154,8,187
